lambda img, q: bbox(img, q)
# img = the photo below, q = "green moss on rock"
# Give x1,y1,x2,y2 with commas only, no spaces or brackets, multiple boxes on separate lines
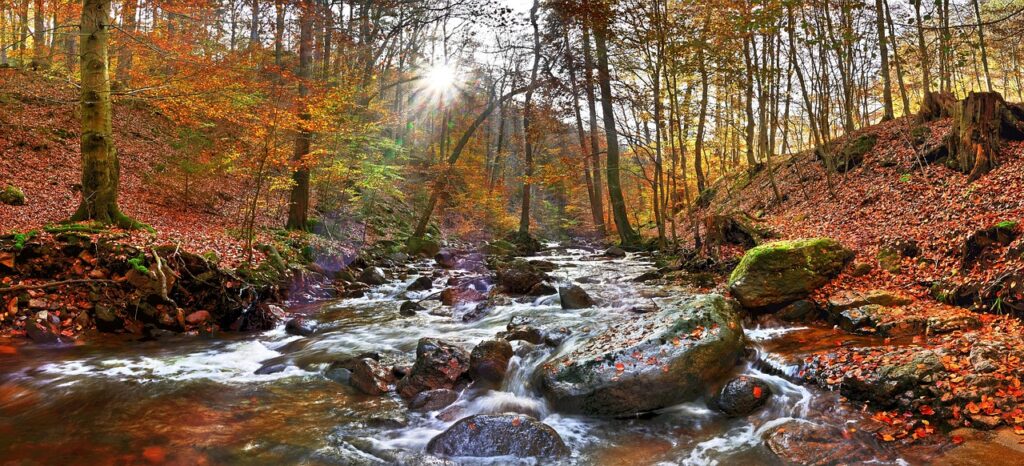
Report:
729,238,853,309
0,185,26,206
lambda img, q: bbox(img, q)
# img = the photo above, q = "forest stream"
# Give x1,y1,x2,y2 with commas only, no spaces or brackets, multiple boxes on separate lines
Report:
0,247,969,465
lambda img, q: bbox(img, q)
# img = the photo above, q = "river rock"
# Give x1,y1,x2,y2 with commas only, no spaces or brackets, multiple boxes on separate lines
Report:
728,238,853,309
435,250,458,269
633,270,663,282
500,315,544,344
285,317,316,336
603,246,627,258
440,287,485,307
409,388,459,412
765,420,893,465
775,300,819,322
495,260,550,294
535,294,745,417
350,358,394,395
840,350,945,407
527,282,556,296
827,289,913,312
25,320,61,344
470,339,513,387
407,276,433,292
358,267,388,286
425,414,569,458
399,300,424,316
559,285,596,309
711,376,772,417
396,338,470,399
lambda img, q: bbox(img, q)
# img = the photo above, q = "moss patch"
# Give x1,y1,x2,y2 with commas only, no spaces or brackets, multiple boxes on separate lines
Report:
0,185,26,206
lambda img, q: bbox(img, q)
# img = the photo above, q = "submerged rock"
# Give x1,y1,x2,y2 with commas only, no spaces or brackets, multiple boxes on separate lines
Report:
775,300,819,322
396,338,470,399
535,294,745,417
425,414,569,458
728,238,853,309
470,339,513,387
559,285,596,309
711,376,772,417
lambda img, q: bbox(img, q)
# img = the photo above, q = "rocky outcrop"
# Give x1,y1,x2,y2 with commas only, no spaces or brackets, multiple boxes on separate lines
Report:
535,294,745,417
728,238,853,309
396,338,470,399
425,414,569,458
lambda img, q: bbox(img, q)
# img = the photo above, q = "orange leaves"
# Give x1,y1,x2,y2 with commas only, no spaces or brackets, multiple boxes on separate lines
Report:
919,405,935,416
752,386,763,399
615,362,625,372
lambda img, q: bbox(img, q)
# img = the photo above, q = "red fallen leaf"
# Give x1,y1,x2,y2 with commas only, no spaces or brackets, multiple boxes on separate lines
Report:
952,435,965,444
966,402,981,414
615,362,625,372
511,417,522,427
920,405,935,416
753,386,763,399
142,446,167,464
468,422,476,431
1014,425,1024,435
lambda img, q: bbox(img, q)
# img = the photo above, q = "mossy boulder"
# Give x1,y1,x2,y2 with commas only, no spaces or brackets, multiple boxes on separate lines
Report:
535,294,745,417
481,239,517,257
405,236,441,257
0,185,25,206
728,238,853,309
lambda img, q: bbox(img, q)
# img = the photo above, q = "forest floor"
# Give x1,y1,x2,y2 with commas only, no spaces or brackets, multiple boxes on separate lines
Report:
698,115,1024,444
0,68,287,269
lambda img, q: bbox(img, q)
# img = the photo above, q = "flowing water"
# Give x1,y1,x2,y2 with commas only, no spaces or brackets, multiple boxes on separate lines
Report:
0,248,913,465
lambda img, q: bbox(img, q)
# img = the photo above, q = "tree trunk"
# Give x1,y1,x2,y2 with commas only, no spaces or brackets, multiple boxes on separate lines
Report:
972,0,992,92
116,0,136,85
518,0,540,236
874,0,893,121
250,0,260,48
286,0,314,230
581,23,606,236
593,8,639,246
72,0,139,228
914,0,931,95
918,91,956,122
30,0,44,70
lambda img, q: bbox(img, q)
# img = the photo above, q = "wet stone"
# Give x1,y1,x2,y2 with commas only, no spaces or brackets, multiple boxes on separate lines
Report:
711,376,772,417
284,317,317,336
407,276,433,292
409,389,459,412
425,414,569,458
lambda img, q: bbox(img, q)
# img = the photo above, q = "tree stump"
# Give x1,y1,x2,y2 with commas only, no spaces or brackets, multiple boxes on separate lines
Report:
917,91,956,123
947,92,1024,181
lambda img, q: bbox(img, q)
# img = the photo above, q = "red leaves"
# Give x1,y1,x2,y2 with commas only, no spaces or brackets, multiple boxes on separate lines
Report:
919,405,935,416
753,386,763,399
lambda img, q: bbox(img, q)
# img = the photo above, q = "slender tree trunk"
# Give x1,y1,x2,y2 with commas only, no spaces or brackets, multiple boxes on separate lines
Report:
885,0,910,115
250,0,260,48
116,0,136,85
286,0,314,230
914,0,931,95
518,0,540,236
972,0,992,92
274,0,285,66
565,29,602,235
875,0,893,120
581,23,606,236
593,7,639,246
693,44,709,195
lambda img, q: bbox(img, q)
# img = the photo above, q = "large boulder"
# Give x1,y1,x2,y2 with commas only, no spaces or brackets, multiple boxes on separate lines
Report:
409,388,459,412
407,276,433,292
396,338,470,399
839,350,946,407
349,358,394,395
728,238,853,309
406,237,441,257
559,285,596,309
425,414,569,458
535,294,745,417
